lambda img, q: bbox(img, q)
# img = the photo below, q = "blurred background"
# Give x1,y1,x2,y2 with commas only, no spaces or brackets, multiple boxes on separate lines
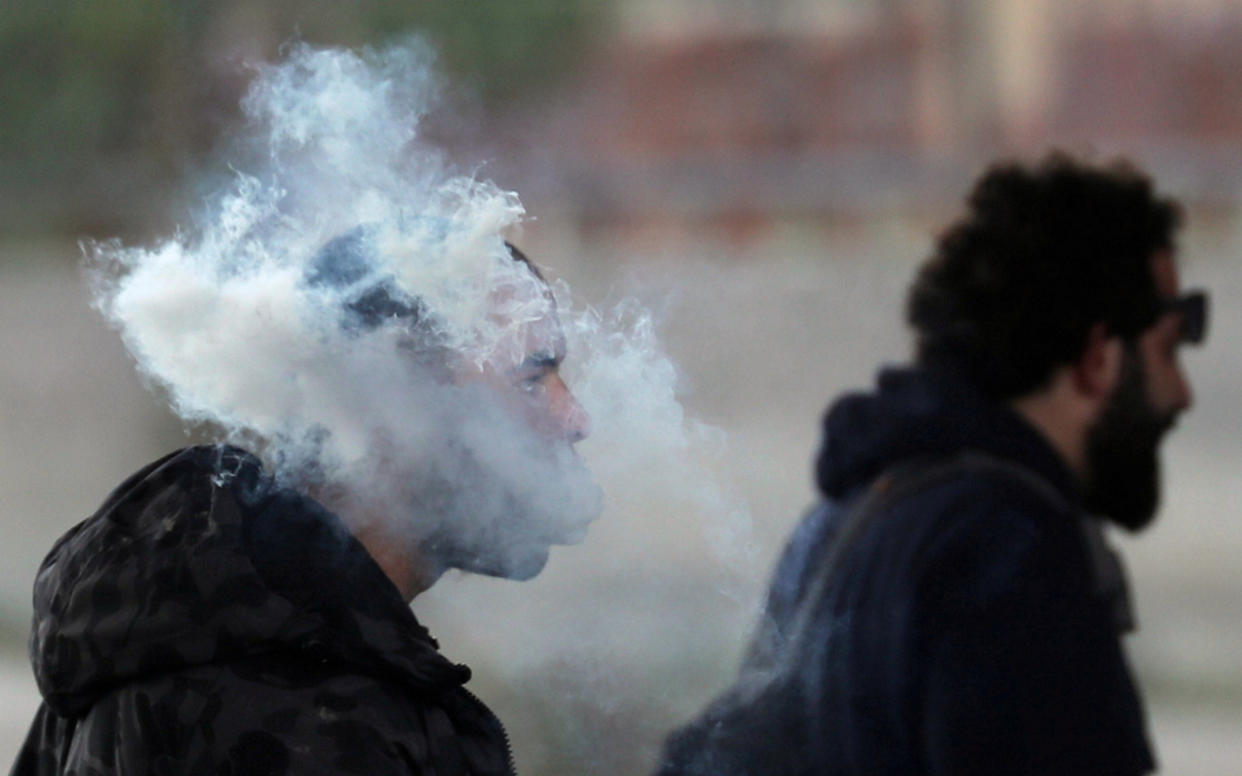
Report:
2,0,1240,773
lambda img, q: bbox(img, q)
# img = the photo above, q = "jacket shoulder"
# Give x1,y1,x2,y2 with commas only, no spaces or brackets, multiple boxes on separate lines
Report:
781,454,1080,615
27,659,449,776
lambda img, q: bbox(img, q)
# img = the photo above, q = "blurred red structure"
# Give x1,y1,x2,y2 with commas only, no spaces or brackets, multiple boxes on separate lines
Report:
489,3,1242,247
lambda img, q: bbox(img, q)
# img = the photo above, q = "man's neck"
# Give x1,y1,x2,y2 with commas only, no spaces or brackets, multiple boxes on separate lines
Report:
1009,381,1090,484
352,521,442,601
310,483,441,601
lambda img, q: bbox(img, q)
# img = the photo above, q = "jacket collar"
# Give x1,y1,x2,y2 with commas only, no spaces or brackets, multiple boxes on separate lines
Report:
816,366,1079,506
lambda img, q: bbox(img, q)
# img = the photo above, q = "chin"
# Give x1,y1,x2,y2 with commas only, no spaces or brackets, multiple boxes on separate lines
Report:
458,544,552,581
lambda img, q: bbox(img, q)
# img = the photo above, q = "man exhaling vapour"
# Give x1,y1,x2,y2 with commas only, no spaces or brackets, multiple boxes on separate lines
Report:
9,37,620,775
9,234,601,776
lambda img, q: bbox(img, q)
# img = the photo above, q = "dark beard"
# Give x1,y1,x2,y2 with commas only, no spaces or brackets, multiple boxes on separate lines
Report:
1083,348,1175,532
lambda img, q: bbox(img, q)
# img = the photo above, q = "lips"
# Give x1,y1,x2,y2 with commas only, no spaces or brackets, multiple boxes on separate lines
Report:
537,478,603,546
553,515,595,546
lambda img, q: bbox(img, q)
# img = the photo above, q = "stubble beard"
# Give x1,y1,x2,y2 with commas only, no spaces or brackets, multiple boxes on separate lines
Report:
408,393,603,581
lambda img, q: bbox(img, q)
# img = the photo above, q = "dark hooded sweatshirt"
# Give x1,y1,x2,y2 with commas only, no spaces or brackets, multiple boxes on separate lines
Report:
10,445,515,776
658,367,1155,776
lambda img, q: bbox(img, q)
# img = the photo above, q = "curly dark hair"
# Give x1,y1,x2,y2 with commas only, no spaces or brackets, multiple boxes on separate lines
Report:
906,152,1183,400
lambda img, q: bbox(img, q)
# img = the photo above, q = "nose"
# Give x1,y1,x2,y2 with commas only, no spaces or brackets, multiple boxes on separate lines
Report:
548,375,590,443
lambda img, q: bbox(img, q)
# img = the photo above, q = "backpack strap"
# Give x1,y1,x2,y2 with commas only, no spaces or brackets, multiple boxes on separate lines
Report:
778,450,1081,665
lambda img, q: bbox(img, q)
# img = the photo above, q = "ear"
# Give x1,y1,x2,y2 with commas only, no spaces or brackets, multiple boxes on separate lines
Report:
1071,323,1122,401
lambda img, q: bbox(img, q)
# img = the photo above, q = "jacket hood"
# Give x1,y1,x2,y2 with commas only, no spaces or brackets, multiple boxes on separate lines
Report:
29,445,467,719
816,366,1078,502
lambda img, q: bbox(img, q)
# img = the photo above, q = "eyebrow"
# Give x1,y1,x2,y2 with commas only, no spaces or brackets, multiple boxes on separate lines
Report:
515,350,561,373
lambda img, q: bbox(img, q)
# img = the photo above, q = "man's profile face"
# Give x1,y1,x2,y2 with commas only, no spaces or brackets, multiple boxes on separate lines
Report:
473,290,591,449
1135,253,1195,419
412,265,602,580
1084,252,1194,531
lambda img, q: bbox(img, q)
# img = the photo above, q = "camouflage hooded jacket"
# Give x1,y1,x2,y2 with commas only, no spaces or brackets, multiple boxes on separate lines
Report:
10,446,515,776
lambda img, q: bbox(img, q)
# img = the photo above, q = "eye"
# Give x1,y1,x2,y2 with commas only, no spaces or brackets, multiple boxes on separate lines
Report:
519,373,547,395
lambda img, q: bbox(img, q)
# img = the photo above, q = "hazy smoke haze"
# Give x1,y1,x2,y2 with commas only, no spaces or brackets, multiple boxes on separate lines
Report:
84,38,751,588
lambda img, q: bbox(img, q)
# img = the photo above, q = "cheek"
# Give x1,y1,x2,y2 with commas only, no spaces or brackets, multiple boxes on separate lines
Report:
1151,364,1191,415
494,383,559,439
527,389,568,436
525,381,585,440
1139,339,1190,415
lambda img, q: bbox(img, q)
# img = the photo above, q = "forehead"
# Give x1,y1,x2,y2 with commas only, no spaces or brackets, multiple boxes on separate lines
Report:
475,274,564,368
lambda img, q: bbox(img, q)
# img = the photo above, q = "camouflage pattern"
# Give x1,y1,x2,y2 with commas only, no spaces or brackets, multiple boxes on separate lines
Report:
10,446,516,775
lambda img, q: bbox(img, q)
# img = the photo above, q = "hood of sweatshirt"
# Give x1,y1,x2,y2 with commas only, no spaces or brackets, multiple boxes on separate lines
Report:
29,445,468,719
815,366,1078,504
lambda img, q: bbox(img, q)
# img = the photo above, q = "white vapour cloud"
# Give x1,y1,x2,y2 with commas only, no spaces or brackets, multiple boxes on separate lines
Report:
85,38,752,578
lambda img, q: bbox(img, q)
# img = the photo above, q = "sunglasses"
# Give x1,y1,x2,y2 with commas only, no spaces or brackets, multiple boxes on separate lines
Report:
1165,289,1209,345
